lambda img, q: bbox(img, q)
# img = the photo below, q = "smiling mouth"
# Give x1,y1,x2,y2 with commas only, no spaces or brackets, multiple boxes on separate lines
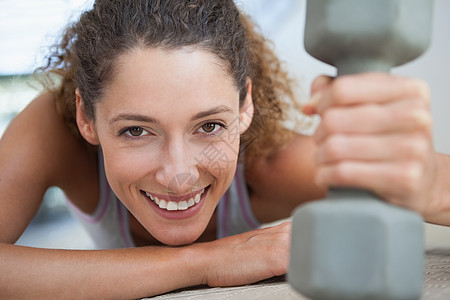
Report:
142,186,209,211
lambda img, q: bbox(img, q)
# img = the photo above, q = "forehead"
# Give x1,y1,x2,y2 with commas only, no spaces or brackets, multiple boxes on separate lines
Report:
97,47,240,120
114,46,233,84
108,47,235,93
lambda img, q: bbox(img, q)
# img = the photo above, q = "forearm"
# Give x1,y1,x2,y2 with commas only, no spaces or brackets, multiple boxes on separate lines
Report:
424,152,450,226
0,243,206,299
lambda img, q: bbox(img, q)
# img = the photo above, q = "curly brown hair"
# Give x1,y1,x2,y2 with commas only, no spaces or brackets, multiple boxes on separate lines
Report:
37,0,303,163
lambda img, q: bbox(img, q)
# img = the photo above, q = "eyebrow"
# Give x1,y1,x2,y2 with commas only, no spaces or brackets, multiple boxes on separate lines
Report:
191,105,234,121
108,113,159,125
108,105,234,125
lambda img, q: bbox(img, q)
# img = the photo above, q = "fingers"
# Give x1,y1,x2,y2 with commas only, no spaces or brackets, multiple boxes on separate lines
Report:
306,72,435,213
315,133,431,165
315,160,425,204
206,222,291,287
314,73,430,115
303,73,430,115
314,156,436,214
314,98,432,143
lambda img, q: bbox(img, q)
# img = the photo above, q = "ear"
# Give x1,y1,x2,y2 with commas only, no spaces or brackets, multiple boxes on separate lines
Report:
76,89,100,145
239,78,254,134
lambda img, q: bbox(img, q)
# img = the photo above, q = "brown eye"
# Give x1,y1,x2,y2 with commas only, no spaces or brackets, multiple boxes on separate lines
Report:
128,127,144,136
201,123,216,133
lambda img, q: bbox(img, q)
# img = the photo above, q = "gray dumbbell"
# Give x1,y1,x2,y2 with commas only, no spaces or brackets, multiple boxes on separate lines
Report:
288,1,434,299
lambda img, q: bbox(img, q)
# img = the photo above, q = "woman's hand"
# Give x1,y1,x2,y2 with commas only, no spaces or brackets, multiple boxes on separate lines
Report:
303,73,437,215
200,222,291,287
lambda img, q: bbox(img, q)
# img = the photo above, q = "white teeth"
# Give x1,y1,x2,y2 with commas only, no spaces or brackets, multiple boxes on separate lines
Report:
146,188,206,211
146,192,154,201
178,201,188,210
166,201,178,211
194,193,201,204
159,199,167,209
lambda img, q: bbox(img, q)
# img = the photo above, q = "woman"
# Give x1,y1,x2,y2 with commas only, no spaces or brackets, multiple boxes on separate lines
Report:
0,0,445,298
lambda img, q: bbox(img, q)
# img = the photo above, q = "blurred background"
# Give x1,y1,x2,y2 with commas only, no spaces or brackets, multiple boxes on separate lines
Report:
1,0,450,249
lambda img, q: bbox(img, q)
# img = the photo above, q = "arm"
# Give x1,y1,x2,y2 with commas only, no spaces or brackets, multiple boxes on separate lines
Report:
0,223,289,298
0,94,289,298
0,243,203,298
245,132,327,223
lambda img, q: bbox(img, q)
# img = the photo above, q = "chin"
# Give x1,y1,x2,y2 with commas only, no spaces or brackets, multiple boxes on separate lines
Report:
158,232,202,246
151,224,207,246
163,237,198,246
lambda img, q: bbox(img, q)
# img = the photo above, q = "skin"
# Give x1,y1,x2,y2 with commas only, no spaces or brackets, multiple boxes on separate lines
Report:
0,46,448,298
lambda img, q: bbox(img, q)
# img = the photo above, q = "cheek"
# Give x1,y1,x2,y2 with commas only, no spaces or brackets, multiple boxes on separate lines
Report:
194,137,240,184
101,146,159,198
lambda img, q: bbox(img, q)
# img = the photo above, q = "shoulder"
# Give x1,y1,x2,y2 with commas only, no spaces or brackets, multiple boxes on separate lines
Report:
0,92,99,242
245,132,326,218
1,92,98,201
1,92,71,180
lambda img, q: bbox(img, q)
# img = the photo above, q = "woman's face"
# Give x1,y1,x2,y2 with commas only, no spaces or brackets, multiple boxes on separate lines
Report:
82,48,252,246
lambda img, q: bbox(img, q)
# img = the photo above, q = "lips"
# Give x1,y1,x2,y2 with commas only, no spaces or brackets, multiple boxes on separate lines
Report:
141,185,210,220
143,188,205,211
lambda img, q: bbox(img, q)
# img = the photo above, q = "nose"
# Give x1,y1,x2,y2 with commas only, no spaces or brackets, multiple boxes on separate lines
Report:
154,139,200,194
